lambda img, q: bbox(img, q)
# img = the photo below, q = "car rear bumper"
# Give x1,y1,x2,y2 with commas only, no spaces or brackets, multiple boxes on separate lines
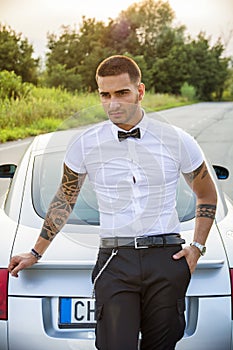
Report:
7,295,232,350
0,321,8,350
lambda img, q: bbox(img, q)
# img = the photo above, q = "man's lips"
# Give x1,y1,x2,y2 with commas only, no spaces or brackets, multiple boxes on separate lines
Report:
108,111,124,117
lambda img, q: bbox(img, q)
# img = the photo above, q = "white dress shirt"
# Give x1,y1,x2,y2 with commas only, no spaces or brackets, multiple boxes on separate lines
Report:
64,114,203,238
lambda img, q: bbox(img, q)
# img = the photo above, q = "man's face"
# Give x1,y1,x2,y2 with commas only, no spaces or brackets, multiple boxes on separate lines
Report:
97,73,145,130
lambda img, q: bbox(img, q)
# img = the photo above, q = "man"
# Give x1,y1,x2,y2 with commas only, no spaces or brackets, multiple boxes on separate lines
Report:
8,55,217,350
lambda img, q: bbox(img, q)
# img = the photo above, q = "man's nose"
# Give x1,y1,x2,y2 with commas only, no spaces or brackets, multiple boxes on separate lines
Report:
109,99,121,110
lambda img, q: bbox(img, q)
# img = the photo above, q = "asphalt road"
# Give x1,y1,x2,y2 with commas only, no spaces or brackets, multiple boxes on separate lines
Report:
155,102,233,200
0,102,233,201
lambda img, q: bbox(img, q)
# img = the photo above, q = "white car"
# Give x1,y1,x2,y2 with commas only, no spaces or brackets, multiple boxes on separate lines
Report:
0,128,232,350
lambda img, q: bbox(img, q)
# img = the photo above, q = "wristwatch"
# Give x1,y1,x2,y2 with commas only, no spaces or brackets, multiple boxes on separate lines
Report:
190,241,206,256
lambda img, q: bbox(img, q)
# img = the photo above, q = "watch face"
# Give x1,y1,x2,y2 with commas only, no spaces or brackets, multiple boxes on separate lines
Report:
201,246,206,255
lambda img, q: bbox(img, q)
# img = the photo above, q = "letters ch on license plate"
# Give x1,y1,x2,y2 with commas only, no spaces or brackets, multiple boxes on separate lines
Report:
59,297,96,328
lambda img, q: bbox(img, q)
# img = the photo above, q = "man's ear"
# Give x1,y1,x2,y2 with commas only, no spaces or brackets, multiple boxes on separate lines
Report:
138,83,145,101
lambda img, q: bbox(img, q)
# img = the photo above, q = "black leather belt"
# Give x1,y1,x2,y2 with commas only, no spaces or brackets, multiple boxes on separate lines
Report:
100,234,185,249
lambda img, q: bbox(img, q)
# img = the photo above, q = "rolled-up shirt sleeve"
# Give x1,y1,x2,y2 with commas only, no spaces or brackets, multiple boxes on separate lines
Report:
64,135,87,174
176,127,204,174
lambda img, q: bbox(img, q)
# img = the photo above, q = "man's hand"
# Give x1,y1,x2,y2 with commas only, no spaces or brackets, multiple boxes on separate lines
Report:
173,245,201,274
8,253,38,278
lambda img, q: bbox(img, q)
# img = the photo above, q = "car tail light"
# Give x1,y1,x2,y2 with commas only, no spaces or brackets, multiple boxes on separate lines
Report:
0,269,8,320
230,268,233,320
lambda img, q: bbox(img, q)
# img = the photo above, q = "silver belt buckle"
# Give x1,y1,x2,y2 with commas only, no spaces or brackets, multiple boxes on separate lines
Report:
134,236,149,249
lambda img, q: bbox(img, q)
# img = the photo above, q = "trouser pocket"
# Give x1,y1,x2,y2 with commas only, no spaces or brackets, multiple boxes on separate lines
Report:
91,248,112,283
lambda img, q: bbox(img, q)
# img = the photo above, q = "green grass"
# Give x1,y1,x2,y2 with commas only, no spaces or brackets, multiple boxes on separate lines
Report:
0,86,192,143
143,92,192,112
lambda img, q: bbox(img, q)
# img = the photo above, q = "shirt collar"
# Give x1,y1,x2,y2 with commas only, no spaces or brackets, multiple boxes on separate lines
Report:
111,110,149,142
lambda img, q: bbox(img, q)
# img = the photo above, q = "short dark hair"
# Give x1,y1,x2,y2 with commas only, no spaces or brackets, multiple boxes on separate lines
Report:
96,55,141,84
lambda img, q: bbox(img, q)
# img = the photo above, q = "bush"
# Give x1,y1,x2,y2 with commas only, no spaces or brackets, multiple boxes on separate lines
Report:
0,70,32,100
0,85,194,143
46,64,83,92
222,68,233,101
180,82,196,101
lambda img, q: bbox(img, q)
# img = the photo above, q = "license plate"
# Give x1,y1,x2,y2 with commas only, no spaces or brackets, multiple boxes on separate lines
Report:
59,297,96,328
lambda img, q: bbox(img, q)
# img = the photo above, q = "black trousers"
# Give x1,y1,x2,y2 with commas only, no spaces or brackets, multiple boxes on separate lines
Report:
92,245,191,350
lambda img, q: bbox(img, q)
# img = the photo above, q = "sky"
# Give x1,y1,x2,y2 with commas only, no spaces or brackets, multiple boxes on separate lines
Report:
1,0,233,60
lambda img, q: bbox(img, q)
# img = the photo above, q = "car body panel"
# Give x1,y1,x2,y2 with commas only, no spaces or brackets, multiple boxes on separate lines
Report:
1,129,232,349
0,209,18,266
216,196,233,267
8,298,96,350
178,297,232,349
7,296,232,350
9,224,230,297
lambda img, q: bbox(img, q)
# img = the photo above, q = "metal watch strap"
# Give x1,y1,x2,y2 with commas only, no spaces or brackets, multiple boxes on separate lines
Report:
190,241,206,256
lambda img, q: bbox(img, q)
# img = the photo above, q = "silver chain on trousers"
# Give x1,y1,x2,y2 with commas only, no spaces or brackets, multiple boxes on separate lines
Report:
92,248,118,298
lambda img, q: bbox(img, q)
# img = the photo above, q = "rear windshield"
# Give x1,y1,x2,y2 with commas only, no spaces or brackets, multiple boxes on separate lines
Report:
32,152,196,225
32,152,99,225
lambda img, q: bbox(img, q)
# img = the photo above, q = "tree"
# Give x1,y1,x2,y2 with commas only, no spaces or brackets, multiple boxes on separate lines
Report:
75,17,113,91
44,0,230,98
46,25,81,73
223,65,233,100
150,26,189,93
45,0,177,91
0,24,39,84
186,33,229,100
104,0,230,98
102,17,141,56
119,0,175,66
46,18,111,91
45,64,82,91
111,0,187,91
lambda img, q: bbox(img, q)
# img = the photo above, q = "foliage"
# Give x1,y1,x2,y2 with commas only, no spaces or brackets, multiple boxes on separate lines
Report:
45,64,82,91
180,82,196,101
222,67,233,101
43,0,231,101
185,33,230,100
0,70,32,100
119,0,175,64
143,92,190,111
0,0,231,102
0,86,107,142
46,19,111,91
0,119,63,143
0,24,39,84
150,27,188,94
0,85,191,143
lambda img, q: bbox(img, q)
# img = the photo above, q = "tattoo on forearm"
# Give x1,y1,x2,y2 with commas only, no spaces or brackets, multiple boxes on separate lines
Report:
184,162,208,183
40,164,86,241
201,167,208,180
196,204,216,220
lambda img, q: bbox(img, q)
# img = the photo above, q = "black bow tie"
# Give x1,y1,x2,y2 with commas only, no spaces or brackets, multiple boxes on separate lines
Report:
118,128,141,142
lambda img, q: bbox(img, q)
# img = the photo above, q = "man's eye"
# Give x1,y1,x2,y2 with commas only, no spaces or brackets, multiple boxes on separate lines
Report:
117,91,128,96
100,93,110,98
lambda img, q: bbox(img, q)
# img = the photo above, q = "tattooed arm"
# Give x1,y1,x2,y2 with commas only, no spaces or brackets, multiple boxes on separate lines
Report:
183,161,217,243
173,161,217,273
40,164,86,242
33,163,86,252
8,164,86,277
